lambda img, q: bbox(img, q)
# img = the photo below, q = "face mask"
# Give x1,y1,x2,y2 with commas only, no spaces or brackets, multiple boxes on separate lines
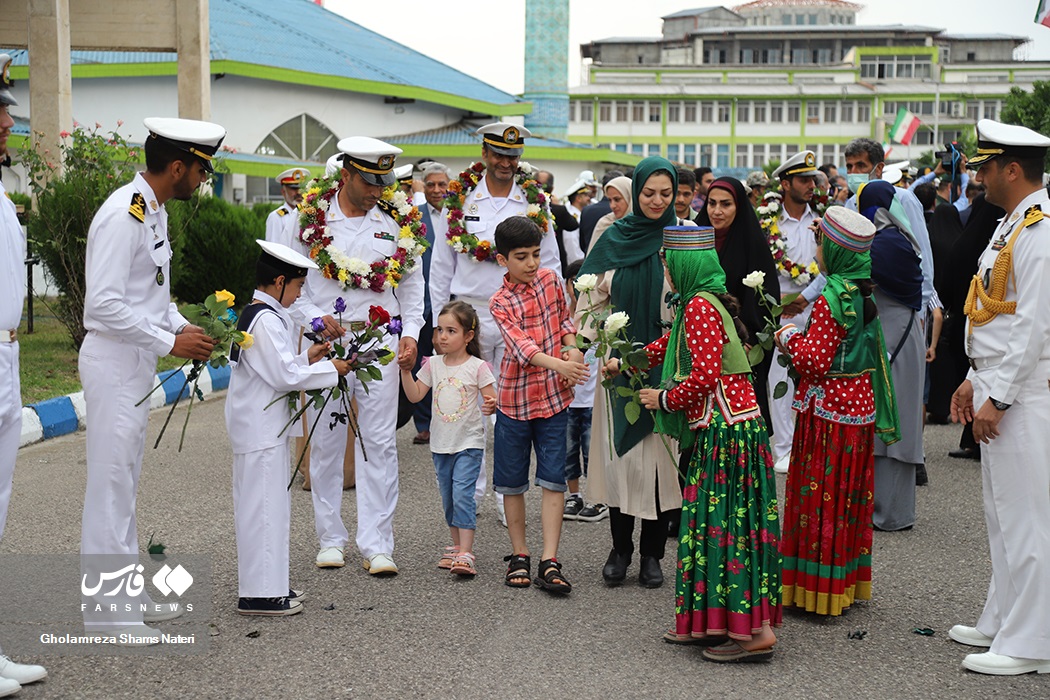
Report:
846,172,871,194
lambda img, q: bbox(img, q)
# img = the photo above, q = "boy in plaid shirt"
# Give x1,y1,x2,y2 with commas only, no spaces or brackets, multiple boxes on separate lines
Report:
489,216,589,594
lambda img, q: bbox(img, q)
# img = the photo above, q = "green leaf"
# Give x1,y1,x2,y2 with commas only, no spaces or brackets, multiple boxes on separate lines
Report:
776,354,790,367
366,365,383,380
747,344,765,366
756,331,771,344
781,292,800,306
773,381,789,400
355,369,370,384
624,401,641,424
615,386,635,398
625,350,650,369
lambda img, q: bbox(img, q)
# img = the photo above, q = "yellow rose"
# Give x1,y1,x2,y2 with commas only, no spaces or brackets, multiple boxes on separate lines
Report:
236,331,253,349
790,267,800,278
215,289,235,308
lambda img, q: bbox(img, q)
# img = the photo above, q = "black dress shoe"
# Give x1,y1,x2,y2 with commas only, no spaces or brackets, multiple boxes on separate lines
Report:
915,463,929,486
948,448,980,461
602,549,630,586
639,556,664,588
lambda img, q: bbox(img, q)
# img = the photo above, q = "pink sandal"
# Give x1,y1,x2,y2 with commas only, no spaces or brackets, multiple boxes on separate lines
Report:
450,552,476,577
437,546,459,570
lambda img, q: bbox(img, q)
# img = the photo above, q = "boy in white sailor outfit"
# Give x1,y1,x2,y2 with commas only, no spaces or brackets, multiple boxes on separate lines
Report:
265,167,310,253
291,137,425,575
949,119,1050,676
226,241,348,616
80,117,223,644
428,123,562,520
0,52,48,694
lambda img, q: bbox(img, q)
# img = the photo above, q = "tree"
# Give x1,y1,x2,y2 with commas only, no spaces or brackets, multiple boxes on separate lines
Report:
1000,81,1050,171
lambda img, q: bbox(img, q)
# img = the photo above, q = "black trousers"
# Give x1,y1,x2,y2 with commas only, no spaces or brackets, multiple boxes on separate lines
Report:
608,478,677,559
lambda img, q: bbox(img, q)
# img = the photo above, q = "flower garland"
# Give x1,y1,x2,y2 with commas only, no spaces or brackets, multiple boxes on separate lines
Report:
755,186,832,286
442,161,551,263
297,176,429,292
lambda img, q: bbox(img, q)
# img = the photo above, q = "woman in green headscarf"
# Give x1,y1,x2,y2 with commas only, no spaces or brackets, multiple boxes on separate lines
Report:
620,226,782,661
773,206,900,618
576,157,683,589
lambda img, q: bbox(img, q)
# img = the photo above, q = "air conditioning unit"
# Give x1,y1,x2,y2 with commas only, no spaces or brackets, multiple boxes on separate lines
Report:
949,102,966,119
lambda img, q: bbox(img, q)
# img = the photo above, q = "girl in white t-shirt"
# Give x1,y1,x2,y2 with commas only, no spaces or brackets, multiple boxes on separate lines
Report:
402,301,497,576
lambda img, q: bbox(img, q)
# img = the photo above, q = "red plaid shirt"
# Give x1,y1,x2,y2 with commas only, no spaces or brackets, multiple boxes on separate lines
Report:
489,268,576,420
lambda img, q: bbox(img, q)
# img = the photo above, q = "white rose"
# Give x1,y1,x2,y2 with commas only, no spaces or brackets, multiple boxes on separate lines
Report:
574,273,598,294
391,190,408,208
519,161,536,176
742,271,766,289
317,199,330,212
526,203,541,217
398,237,412,250
604,311,630,334
453,242,465,253
757,205,769,216
776,239,788,250
797,272,811,285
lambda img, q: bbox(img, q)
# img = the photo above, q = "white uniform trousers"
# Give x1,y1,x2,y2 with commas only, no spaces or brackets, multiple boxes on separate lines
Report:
769,303,813,460
972,360,1050,660
0,342,20,543
308,347,399,558
233,445,290,598
79,333,156,557
458,297,505,503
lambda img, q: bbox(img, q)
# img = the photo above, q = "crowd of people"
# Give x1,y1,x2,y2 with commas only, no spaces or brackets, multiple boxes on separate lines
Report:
3,39,1050,687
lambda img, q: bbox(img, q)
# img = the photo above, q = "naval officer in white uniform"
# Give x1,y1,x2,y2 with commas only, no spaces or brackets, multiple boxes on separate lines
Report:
80,117,224,642
0,52,49,694
428,123,562,519
290,137,425,575
264,167,310,252
949,119,1050,676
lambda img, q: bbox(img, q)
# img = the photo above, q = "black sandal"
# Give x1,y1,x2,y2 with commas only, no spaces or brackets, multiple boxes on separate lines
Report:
534,558,572,594
503,554,531,588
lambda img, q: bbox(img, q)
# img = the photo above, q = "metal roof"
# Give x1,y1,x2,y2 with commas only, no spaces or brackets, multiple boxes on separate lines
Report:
733,0,862,10
5,0,521,108
661,7,726,19
378,121,595,150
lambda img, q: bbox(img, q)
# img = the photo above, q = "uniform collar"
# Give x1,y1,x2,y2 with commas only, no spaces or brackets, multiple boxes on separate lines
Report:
252,289,292,326
779,202,815,224
326,193,382,223
1002,188,1049,228
133,172,163,218
473,174,524,203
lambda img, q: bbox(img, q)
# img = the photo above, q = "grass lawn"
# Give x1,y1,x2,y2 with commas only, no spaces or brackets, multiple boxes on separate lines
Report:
18,301,184,405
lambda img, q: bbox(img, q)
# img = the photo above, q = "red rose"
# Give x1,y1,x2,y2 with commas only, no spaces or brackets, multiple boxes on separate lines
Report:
368,305,391,325
472,162,484,172
368,276,386,293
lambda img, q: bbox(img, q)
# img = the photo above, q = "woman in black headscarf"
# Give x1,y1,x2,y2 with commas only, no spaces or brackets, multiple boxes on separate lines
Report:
925,204,966,422
696,177,781,427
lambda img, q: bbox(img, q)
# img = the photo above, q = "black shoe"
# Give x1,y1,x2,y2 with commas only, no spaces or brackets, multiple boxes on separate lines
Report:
237,596,303,616
915,463,929,486
667,515,681,539
563,495,584,520
948,448,980,461
577,503,609,522
602,549,630,586
639,556,664,588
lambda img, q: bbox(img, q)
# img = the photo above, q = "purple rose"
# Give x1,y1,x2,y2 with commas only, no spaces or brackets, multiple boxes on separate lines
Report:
387,318,403,335
310,317,325,333
334,297,346,314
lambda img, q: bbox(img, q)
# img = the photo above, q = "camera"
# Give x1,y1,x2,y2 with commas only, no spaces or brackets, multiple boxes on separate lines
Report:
934,142,959,168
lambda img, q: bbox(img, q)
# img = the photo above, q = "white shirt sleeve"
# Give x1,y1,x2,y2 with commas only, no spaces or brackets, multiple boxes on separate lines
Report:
428,225,457,326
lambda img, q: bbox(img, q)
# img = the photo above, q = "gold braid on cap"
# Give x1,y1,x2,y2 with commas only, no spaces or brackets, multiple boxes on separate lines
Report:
964,207,1044,325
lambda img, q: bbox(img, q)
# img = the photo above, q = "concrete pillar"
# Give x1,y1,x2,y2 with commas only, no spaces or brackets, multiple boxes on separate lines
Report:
28,0,73,175
176,0,210,120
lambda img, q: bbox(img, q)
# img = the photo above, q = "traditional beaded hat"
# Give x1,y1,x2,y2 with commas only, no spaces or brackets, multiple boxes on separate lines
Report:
819,206,876,253
663,225,715,251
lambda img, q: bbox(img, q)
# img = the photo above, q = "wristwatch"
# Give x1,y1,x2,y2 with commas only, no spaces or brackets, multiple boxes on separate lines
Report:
989,397,1011,411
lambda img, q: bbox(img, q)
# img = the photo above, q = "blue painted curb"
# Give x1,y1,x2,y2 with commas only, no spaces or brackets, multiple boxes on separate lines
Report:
28,396,78,440
207,364,231,391
158,369,190,404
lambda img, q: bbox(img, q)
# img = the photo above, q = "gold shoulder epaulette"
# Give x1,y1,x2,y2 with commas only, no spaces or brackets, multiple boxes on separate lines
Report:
1024,205,1044,227
277,207,288,217
129,192,146,223
376,198,397,221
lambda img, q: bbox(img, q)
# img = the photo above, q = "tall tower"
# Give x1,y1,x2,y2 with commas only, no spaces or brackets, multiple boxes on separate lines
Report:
523,0,569,139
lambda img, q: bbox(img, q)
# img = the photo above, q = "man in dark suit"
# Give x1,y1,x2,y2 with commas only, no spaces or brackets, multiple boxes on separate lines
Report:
579,170,624,254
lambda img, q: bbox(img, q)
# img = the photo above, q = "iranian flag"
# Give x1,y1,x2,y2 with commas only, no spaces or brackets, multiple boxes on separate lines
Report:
1038,0,1050,27
889,108,921,145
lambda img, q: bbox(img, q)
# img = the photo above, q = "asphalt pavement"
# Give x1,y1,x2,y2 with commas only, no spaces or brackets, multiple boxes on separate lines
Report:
2,395,1044,699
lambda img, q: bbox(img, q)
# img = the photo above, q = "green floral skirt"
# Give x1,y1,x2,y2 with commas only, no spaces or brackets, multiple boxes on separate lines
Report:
674,411,783,640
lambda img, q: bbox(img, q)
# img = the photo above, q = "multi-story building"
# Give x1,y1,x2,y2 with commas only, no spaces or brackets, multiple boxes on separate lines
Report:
568,0,1050,169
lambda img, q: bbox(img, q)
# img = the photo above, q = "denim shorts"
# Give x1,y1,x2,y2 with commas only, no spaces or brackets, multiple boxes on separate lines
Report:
432,449,483,530
492,409,569,495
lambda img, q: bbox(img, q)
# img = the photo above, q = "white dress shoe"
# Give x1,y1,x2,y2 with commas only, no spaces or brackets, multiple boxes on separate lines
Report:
948,624,994,647
0,656,46,685
773,454,790,474
111,624,162,647
962,651,1050,675
364,553,399,576
316,546,345,568
0,677,19,698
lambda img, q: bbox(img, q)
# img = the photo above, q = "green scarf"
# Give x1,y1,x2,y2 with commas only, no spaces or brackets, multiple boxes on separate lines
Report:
655,248,750,448
580,156,678,456
819,238,901,445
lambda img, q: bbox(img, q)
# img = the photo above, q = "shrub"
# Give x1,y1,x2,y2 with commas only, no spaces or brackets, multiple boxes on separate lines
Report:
168,194,265,308
21,124,138,348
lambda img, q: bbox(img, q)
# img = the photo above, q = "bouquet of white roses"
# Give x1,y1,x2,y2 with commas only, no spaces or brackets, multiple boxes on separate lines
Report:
742,270,798,400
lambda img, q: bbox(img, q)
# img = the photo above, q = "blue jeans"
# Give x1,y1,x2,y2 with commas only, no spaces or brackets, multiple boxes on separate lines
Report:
564,407,592,482
432,449,482,530
493,409,569,495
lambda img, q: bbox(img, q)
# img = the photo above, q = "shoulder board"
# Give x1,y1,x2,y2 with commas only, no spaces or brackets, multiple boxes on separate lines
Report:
129,192,146,223
1024,205,1044,227
376,198,398,221
277,207,288,217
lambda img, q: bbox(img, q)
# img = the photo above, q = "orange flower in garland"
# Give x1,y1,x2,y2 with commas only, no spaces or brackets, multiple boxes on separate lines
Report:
443,162,551,263
297,175,429,291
